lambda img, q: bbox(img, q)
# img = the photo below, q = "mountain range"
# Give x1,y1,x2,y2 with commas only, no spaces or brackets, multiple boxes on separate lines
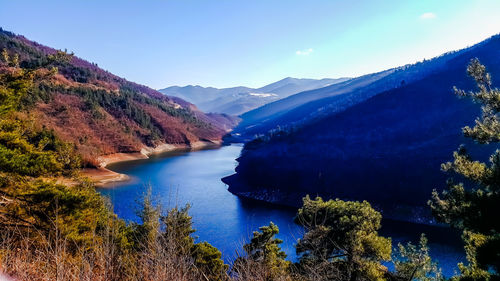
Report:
223,34,500,223
159,77,348,116
231,46,482,140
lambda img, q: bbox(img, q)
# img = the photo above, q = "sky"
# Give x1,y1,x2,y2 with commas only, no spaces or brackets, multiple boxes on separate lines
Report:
1,0,500,89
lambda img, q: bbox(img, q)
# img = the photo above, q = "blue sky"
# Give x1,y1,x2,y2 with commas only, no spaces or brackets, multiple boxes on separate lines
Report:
1,0,500,89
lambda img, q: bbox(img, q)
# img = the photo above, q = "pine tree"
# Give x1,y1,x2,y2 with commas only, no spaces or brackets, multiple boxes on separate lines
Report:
192,241,228,281
11,54,19,67
393,234,443,281
244,222,289,270
161,204,196,255
1,48,9,64
233,222,291,280
429,58,500,280
295,196,392,281
135,187,161,248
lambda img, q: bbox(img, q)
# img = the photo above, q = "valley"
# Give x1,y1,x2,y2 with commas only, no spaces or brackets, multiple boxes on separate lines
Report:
1,1,500,277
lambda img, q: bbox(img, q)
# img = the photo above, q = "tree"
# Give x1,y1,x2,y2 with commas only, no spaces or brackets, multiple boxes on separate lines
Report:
244,222,288,266
1,48,9,64
295,196,392,281
192,241,228,281
161,203,196,255
131,189,228,280
0,65,80,176
233,222,291,281
162,205,228,279
429,59,500,280
393,234,442,281
133,187,161,249
11,54,19,68
0,66,33,115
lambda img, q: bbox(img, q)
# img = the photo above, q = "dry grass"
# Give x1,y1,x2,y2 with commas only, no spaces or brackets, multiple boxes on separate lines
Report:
0,227,350,281
0,226,206,281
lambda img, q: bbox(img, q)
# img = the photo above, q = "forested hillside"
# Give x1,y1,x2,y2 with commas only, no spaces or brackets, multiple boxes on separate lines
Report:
231,38,494,141
0,28,235,166
224,34,500,223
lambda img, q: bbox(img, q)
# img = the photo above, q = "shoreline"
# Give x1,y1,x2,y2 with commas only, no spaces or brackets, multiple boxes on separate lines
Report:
222,173,441,226
84,140,221,187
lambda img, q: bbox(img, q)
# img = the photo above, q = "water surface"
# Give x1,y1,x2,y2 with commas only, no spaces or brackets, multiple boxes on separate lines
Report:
99,144,464,276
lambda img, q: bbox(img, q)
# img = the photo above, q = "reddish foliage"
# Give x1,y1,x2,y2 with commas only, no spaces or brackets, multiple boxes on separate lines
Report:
1,28,238,166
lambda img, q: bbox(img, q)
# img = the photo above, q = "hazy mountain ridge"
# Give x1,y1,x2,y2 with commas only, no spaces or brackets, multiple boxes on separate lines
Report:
159,77,348,115
231,41,487,140
224,34,500,223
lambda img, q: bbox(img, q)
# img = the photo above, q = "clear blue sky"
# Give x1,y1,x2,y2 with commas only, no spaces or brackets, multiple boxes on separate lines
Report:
1,0,500,89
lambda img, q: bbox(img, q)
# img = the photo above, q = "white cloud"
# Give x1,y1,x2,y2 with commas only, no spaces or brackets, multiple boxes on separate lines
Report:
420,12,437,20
296,48,313,56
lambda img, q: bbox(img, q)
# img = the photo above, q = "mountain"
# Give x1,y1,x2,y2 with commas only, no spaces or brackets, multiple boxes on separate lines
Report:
159,77,347,116
231,46,483,140
0,28,237,166
223,34,500,223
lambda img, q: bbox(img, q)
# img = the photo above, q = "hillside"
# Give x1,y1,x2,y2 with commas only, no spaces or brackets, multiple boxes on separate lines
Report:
159,77,347,115
231,42,489,140
0,28,236,166
224,34,500,223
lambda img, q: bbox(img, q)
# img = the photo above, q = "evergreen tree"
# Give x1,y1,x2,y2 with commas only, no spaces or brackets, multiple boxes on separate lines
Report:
233,222,291,280
393,234,443,281
161,204,228,280
429,59,500,280
132,190,228,279
1,48,8,64
11,54,19,68
134,187,161,249
192,241,228,281
295,196,392,281
161,203,196,255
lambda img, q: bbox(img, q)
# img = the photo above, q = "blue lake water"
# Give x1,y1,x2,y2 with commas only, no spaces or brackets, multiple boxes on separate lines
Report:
99,144,465,277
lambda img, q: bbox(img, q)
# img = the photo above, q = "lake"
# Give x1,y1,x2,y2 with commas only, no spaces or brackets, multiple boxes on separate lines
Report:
99,143,465,277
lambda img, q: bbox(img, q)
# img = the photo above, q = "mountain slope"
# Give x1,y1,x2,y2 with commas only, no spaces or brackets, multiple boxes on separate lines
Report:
159,77,347,115
224,34,500,223
0,28,234,166
232,45,484,140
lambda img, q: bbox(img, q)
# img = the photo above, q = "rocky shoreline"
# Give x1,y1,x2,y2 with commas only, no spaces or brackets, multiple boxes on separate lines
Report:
222,173,438,226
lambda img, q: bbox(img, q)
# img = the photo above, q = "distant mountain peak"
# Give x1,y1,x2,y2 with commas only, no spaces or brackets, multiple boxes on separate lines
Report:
159,77,347,115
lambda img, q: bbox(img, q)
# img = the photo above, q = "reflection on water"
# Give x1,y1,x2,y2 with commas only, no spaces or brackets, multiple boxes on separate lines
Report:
99,144,464,277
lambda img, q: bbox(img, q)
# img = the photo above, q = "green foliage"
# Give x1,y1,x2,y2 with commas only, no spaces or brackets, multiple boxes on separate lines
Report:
46,50,74,66
130,189,228,279
295,195,392,281
429,59,500,280
161,203,196,254
1,48,8,64
192,241,228,281
132,187,162,248
454,59,500,144
11,54,19,68
393,234,443,281
234,222,290,279
0,119,81,177
0,176,130,249
0,68,33,114
0,66,80,176
243,222,288,265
